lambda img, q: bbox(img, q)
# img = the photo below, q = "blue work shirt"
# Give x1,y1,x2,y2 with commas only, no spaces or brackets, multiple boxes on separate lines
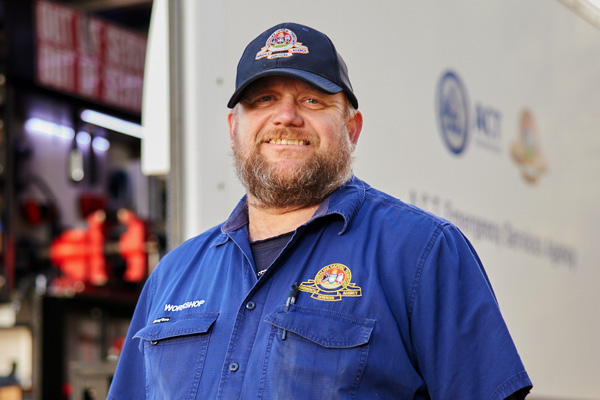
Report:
108,177,532,399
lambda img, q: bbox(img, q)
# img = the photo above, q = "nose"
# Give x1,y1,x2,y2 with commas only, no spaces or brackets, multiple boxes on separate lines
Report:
271,97,303,127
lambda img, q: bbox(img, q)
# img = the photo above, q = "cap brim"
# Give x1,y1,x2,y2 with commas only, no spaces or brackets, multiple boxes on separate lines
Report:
227,68,357,109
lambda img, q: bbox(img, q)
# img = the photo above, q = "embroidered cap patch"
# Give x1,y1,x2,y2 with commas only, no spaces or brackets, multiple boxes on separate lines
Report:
299,263,362,301
255,28,309,60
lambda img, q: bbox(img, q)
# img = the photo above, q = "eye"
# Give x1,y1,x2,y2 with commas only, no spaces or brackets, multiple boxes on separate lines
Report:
244,94,275,108
303,97,326,109
258,95,274,102
304,97,328,111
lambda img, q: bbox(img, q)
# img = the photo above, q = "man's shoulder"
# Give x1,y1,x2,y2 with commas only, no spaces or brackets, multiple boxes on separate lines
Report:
153,224,226,272
361,183,450,229
182,223,226,246
331,177,453,238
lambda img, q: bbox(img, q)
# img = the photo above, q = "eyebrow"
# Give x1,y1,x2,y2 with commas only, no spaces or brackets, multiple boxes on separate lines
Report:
239,86,274,101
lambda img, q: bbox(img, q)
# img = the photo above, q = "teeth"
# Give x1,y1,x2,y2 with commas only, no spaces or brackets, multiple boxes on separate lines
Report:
268,138,307,145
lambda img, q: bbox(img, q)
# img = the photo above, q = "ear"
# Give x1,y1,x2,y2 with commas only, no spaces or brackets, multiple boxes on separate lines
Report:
347,110,363,147
227,110,236,148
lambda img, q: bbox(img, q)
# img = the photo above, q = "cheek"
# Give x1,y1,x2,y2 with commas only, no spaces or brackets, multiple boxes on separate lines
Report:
318,120,349,147
232,131,259,159
238,120,266,145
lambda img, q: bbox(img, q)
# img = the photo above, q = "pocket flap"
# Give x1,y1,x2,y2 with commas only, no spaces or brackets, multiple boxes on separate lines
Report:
264,306,374,348
134,312,219,342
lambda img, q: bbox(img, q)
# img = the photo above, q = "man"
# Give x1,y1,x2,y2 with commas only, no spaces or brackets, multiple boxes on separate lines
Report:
108,22,532,399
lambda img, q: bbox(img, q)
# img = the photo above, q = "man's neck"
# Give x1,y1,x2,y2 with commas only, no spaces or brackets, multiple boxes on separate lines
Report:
247,197,321,241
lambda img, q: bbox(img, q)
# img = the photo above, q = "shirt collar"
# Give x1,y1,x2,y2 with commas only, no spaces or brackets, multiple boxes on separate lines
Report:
323,176,368,234
220,176,368,235
221,196,250,233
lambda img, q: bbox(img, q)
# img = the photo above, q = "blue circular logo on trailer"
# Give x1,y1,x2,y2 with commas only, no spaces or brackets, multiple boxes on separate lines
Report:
436,70,470,155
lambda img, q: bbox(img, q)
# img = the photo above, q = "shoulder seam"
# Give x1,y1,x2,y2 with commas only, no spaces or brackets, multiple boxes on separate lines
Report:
365,191,448,226
407,223,446,318
406,222,446,365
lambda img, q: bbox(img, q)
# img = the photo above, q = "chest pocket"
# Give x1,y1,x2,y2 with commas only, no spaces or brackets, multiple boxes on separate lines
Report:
260,305,375,400
134,312,219,400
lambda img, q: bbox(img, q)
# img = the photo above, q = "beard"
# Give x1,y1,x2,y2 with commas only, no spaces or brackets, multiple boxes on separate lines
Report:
233,129,354,209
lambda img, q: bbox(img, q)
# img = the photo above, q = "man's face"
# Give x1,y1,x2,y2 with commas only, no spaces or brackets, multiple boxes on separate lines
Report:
228,76,362,208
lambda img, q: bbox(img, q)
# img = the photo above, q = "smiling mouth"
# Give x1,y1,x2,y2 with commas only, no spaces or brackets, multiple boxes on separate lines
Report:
266,138,310,146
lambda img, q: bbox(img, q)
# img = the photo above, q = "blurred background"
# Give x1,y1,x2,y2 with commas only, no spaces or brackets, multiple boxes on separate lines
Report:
0,1,156,399
0,0,599,399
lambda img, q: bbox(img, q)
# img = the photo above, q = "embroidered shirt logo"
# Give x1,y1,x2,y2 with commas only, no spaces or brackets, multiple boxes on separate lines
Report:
151,317,170,325
255,28,309,60
299,264,362,301
164,299,205,312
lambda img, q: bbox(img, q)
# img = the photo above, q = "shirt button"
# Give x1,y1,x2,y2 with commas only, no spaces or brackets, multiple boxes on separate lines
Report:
245,301,256,310
229,362,239,372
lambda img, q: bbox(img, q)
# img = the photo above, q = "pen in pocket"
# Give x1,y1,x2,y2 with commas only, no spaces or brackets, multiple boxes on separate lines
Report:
282,282,299,341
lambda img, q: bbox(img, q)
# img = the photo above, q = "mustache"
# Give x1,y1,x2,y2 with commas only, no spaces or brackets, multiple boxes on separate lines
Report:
255,129,320,146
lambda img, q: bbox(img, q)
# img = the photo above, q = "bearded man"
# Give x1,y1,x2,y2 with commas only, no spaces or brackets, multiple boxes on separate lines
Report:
108,22,532,400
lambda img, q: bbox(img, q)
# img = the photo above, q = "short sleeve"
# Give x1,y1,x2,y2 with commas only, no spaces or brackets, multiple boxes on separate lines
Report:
410,224,532,399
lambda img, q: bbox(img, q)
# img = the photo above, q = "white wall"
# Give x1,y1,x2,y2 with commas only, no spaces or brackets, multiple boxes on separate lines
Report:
144,1,600,398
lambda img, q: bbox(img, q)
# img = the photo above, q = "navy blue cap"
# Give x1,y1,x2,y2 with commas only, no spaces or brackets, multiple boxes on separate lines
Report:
227,22,358,109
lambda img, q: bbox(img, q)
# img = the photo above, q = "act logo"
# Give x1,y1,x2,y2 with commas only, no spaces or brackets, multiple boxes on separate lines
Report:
436,70,470,155
435,69,503,156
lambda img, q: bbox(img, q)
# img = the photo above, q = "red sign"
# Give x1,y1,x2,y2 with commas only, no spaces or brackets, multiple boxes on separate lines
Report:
34,0,146,113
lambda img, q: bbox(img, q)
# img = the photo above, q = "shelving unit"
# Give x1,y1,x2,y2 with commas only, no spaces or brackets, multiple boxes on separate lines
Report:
0,1,159,398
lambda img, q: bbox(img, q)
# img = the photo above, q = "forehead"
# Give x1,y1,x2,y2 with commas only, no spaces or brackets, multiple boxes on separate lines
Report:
243,76,338,97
